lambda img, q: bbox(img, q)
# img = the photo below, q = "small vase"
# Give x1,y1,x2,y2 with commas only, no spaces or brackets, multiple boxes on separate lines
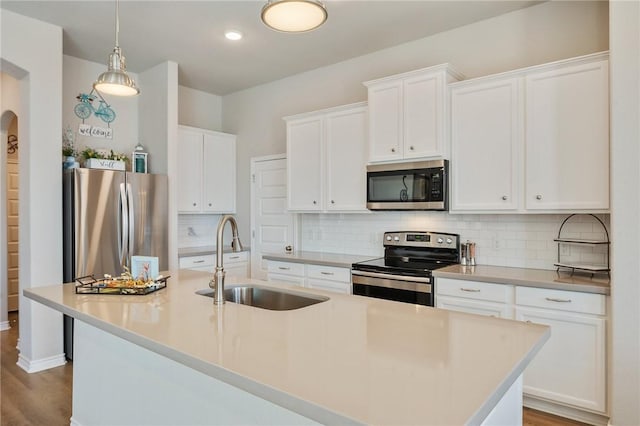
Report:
63,156,78,169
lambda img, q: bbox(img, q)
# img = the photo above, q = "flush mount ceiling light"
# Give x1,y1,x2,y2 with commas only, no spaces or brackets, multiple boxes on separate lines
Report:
94,0,140,96
261,0,328,33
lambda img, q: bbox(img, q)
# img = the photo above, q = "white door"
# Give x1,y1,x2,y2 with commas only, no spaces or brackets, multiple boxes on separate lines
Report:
6,160,19,312
367,80,403,162
251,156,296,280
403,73,441,158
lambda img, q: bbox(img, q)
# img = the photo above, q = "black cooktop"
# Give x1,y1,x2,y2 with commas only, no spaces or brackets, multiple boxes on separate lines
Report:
352,256,454,277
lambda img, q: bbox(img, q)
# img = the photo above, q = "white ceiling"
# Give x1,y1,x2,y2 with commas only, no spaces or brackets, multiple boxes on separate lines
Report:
2,1,541,95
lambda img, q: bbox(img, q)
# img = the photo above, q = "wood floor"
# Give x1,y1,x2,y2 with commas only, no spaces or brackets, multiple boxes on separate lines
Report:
1,312,72,426
0,311,587,426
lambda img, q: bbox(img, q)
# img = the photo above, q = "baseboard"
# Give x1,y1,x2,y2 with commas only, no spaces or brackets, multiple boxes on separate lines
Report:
524,396,609,425
0,320,10,331
16,352,66,373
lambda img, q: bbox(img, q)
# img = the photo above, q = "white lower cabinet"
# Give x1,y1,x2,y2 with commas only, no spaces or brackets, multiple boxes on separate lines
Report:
179,252,249,280
267,260,350,294
515,287,606,414
436,277,607,416
435,278,513,318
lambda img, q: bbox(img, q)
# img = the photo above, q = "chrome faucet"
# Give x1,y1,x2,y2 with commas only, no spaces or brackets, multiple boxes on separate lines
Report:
209,215,244,305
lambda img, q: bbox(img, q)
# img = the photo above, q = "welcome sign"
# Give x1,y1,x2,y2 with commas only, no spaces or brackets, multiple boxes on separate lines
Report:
78,123,113,139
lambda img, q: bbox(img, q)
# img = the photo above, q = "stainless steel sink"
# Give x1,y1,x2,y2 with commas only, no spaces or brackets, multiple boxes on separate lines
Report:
196,285,329,311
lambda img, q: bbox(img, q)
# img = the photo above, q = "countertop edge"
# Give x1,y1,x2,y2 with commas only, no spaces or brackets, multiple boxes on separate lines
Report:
262,252,374,269
23,286,361,426
432,269,610,295
468,325,551,424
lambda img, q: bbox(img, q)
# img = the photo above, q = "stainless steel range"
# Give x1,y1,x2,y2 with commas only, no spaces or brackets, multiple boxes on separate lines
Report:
351,231,460,306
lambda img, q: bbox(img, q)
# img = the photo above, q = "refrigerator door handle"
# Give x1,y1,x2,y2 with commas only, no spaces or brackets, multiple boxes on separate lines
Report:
127,182,135,267
119,183,128,268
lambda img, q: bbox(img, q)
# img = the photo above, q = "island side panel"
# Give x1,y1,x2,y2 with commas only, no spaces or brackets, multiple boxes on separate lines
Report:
71,320,320,426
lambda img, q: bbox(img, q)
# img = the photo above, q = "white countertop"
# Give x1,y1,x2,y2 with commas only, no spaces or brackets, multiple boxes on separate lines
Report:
25,270,549,425
262,250,376,268
433,264,610,295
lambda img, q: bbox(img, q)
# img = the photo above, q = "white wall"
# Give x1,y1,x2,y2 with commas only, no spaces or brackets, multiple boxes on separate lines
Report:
0,9,65,372
222,0,609,241
178,86,222,130
609,1,640,424
63,55,139,160
138,61,179,272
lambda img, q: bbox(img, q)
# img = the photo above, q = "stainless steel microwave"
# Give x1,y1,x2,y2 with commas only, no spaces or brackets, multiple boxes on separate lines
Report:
366,160,448,211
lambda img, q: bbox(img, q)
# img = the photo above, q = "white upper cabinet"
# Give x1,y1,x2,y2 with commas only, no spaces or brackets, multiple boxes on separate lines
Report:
450,52,609,213
177,125,236,214
365,64,462,163
286,116,323,211
450,77,522,211
525,59,609,210
286,102,368,212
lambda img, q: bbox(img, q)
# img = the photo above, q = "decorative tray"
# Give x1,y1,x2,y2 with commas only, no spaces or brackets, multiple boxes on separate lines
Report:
75,274,169,295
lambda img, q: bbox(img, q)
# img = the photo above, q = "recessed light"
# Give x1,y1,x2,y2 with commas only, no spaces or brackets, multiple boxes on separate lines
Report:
225,31,243,41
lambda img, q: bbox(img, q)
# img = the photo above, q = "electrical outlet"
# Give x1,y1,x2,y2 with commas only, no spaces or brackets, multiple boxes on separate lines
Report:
492,238,501,249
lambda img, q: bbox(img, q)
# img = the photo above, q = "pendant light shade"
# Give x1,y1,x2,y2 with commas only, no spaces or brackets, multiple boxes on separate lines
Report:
261,0,327,33
94,0,139,96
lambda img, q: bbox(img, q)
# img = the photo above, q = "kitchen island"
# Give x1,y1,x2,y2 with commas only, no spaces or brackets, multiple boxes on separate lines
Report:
25,269,549,425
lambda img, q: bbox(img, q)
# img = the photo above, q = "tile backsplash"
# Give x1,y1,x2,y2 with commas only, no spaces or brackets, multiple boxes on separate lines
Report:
178,214,223,247
299,212,610,271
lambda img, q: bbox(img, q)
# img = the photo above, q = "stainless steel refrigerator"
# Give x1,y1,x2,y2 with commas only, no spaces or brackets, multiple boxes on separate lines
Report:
62,168,168,358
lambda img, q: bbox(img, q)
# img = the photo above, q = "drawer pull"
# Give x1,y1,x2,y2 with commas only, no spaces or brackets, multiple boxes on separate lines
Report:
278,267,290,270
545,297,572,303
320,272,334,276
460,288,480,292
192,260,206,264
229,256,240,260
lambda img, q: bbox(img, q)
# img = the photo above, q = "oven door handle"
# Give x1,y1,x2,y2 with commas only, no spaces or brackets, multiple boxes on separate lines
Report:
351,270,431,283
351,270,432,294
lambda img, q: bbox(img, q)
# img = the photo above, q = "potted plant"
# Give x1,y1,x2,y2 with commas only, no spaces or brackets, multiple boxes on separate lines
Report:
62,126,79,169
80,147,129,171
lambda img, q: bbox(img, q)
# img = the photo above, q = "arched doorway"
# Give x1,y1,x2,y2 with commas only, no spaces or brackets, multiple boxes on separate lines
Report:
0,109,18,330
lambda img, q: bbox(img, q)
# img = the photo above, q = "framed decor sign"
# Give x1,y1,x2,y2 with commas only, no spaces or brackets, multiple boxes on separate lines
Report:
131,256,159,281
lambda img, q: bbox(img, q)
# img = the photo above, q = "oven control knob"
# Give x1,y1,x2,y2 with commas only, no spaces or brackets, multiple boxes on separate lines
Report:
393,236,400,242
386,235,392,241
437,237,444,244
446,238,453,244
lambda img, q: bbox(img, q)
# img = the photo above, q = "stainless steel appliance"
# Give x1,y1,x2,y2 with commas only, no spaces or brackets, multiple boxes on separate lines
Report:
62,168,168,358
366,159,448,211
351,231,460,306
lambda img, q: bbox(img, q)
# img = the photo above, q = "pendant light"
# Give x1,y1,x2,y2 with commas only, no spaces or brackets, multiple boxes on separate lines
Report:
261,0,328,33
94,0,140,96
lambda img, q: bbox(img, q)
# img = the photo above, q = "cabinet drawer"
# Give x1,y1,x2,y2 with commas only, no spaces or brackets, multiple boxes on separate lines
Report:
436,278,511,303
179,255,215,269
306,264,350,283
516,286,605,315
267,261,305,277
223,251,248,264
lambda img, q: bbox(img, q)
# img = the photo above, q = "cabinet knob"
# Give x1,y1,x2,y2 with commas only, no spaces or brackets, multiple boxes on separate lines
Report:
208,203,212,207
193,203,197,207
409,146,414,151
331,200,335,204
502,195,508,201
391,148,396,153
313,200,317,205
536,195,542,200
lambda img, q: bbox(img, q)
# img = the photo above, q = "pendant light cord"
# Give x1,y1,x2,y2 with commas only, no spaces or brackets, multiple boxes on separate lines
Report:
115,0,120,49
